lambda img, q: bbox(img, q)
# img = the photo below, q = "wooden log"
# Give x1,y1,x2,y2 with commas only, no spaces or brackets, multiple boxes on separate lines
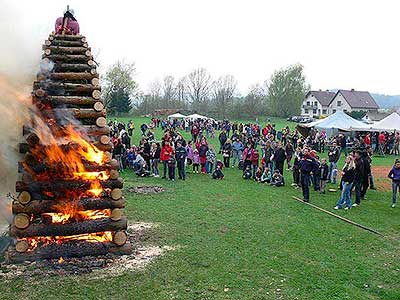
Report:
93,101,104,111
48,40,88,47
45,96,101,106
53,63,93,72
14,214,30,229
10,216,128,238
41,54,92,63
96,117,107,128
19,139,112,154
110,188,123,200
15,240,29,253
91,77,100,86
43,46,91,55
50,34,86,41
99,135,110,145
49,72,98,81
12,197,125,215
113,231,128,246
6,241,132,263
34,81,100,93
110,208,123,221
16,178,123,193
52,108,106,119
109,170,119,180
18,191,32,205
23,124,110,137
92,90,101,99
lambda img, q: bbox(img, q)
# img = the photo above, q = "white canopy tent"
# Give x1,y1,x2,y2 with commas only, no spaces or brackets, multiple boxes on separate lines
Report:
297,111,370,137
370,112,400,132
167,113,186,119
185,113,213,120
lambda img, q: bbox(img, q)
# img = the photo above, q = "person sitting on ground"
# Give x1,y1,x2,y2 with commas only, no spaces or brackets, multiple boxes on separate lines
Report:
271,170,285,186
212,164,224,180
388,158,400,208
261,167,272,183
55,7,80,35
243,165,252,180
254,166,263,182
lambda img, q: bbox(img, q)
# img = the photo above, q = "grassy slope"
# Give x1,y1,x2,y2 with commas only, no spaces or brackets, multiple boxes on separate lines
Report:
1,117,399,300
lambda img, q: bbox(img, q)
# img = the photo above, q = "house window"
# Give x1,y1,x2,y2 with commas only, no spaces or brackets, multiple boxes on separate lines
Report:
322,109,327,114
314,101,318,106
333,109,336,113
337,101,342,107
304,109,309,113
313,109,317,114
306,101,310,106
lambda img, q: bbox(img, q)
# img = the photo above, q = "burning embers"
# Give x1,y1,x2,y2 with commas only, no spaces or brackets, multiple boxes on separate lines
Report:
6,33,131,263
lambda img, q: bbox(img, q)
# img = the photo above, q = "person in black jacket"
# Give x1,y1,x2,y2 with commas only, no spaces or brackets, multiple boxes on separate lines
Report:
299,148,317,202
175,141,187,180
273,142,286,176
352,150,365,207
222,139,232,167
319,158,329,194
334,156,355,210
218,130,227,154
327,142,341,184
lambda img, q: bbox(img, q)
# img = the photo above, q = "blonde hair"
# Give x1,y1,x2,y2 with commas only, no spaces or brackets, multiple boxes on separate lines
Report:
343,156,355,170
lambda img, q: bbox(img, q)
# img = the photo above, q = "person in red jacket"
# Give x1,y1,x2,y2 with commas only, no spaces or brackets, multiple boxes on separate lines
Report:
378,132,386,155
160,141,174,179
364,133,371,146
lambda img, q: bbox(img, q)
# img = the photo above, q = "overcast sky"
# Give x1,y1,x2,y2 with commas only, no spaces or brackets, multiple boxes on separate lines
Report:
3,0,400,95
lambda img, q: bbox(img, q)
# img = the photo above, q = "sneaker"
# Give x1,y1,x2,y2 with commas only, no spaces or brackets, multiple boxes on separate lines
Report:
352,203,359,207
392,203,396,208
333,206,340,210
344,207,350,210
291,183,297,187
154,175,160,178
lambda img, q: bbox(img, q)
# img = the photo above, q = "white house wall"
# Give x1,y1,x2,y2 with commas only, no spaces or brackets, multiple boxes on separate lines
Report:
301,94,329,117
329,93,352,113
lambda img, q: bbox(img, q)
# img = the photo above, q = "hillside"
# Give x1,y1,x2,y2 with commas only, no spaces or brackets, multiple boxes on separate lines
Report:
371,93,400,109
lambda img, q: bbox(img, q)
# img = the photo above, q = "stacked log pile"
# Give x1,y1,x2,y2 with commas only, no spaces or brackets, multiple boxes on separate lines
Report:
6,33,131,263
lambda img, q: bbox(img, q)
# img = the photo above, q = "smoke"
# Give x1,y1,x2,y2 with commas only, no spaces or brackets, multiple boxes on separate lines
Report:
0,4,42,225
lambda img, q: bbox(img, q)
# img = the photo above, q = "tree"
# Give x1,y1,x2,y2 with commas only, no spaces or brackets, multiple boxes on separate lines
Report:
162,75,177,108
211,75,237,118
266,64,309,117
186,68,212,112
243,83,267,117
103,61,138,115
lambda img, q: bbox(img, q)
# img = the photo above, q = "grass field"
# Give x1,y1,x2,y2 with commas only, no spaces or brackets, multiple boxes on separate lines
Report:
1,117,399,300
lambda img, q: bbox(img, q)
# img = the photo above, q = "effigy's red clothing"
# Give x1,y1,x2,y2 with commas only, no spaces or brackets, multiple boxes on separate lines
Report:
55,17,80,35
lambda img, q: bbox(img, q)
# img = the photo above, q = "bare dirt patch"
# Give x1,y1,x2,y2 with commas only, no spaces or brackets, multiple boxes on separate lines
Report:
0,222,175,280
128,186,166,194
372,166,392,192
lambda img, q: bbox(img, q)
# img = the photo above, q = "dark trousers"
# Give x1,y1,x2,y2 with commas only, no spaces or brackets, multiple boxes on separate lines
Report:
223,156,230,168
361,176,369,198
168,166,175,180
163,161,168,177
243,160,252,173
293,166,300,185
177,159,185,180
275,161,284,176
354,179,362,204
301,172,311,201
313,173,320,191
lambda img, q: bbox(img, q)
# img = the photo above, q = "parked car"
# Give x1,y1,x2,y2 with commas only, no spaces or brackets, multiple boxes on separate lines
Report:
299,116,314,123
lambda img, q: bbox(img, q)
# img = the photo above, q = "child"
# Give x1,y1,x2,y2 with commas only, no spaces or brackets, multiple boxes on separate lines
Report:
271,170,285,186
243,165,252,180
261,167,272,183
167,155,176,181
212,164,224,179
206,145,216,174
388,158,400,208
254,166,263,182
319,158,329,194
193,149,200,173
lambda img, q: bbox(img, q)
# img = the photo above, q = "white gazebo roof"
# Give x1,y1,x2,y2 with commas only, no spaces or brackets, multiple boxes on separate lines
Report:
168,113,186,119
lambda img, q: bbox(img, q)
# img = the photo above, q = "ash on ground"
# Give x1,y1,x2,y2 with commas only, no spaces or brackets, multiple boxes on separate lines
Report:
0,222,175,280
128,186,166,194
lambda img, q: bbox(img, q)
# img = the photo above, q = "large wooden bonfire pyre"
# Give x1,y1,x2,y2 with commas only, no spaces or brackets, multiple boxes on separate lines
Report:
6,33,131,263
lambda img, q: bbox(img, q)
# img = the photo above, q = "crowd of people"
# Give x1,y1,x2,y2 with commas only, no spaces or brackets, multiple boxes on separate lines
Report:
107,117,399,209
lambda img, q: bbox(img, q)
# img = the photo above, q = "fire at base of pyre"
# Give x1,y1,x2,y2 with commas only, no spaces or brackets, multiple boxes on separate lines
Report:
1,223,176,279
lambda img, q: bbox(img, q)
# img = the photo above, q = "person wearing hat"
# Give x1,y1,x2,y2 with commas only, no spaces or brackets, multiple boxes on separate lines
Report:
55,6,80,35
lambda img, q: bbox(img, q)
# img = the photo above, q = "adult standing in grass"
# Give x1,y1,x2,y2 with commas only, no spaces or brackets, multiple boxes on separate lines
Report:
175,141,187,180
328,142,340,184
206,145,216,174
273,142,286,177
218,130,227,154
198,139,209,173
334,156,356,210
388,159,400,208
222,139,232,168
232,138,244,168
299,148,317,202
243,142,254,173
161,141,174,179
352,150,365,207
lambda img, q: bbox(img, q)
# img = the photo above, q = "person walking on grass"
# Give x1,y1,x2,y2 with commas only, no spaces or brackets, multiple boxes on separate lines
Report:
334,156,356,210
175,141,187,180
232,138,244,168
388,159,400,208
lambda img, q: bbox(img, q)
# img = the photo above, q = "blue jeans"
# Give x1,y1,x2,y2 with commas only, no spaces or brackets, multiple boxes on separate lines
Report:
232,150,242,166
328,161,337,183
206,161,214,174
393,181,400,204
337,181,353,208
301,172,311,201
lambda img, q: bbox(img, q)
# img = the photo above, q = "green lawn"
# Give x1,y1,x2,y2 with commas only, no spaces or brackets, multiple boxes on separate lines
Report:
1,117,399,300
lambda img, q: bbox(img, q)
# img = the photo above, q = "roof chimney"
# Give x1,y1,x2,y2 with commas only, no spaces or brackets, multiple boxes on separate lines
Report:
351,88,355,92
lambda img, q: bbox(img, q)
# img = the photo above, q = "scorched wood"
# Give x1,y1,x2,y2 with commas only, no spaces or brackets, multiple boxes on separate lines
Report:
43,46,91,54
48,40,88,47
23,124,110,137
6,241,132,263
16,178,123,193
41,54,91,63
10,216,128,238
12,197,125,214
53,63,94,72
34,81,100,93
48,72,98,81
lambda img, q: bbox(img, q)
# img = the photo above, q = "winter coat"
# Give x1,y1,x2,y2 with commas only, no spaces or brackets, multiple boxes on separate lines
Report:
175,146,187,161
193,152,200,164
319,164,329,180
206,149,216,163
186,145,194,160
388,166,400,182
160,145,174,161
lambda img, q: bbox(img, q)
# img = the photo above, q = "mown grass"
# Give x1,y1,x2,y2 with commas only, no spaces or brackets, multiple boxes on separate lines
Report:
0,117,398,300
